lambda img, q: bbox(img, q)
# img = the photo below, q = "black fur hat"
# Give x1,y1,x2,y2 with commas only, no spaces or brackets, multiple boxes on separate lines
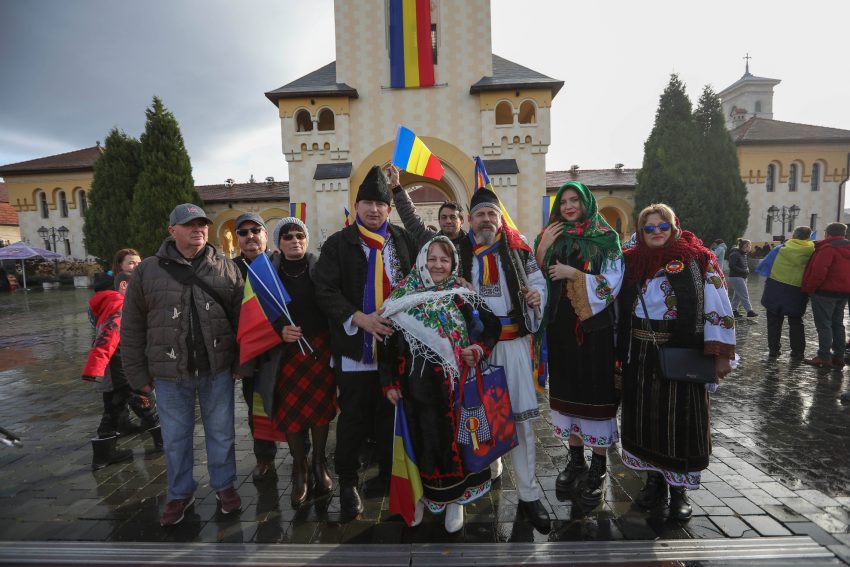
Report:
356,166,391,205
469,188,501,215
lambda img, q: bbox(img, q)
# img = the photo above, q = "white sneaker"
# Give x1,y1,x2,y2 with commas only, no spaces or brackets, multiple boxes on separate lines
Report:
490,457,503,480
445,502,464,533
411,499,425,527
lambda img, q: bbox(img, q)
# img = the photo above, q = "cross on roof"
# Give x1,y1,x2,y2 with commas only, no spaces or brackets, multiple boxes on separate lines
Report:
743,52,752,75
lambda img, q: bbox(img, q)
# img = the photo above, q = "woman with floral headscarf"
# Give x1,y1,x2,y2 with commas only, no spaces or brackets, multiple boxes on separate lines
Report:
534,181,624,509
616,203,735,521
380,235,501,533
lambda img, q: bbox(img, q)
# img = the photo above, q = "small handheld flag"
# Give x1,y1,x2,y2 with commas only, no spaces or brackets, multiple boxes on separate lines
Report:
542,195,556,226
343,207,351,227
392,126,444,180
389,399,424,527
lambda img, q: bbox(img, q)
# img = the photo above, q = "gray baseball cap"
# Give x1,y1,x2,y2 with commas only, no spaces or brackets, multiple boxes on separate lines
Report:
169,203,212,226
234,212,266,230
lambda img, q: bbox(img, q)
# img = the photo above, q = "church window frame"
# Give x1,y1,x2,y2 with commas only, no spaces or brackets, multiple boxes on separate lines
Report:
57,190,69,218
766,163,776,192
294,108,313,133
754,100,762,114
788,163,798,192
37,190,49,219
495,101,513,126
317,107,335,132
810,213,818,231
811,162,821,191
77,189,88,217
518,100,537,125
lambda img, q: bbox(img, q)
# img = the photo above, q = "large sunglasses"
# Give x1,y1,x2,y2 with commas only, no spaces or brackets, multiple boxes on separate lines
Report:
641,223,672,234
235,227,263,237
281,233,306,241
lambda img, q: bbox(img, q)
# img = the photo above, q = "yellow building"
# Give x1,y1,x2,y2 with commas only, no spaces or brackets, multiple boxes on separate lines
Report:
0,146,100,258
0,183,22,246
264,0,563,248
719,69,850,243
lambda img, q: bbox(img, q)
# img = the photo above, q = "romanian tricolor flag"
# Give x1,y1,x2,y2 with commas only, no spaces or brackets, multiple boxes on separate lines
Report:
532,335,548,393
474,156,518,232
290,202,306,223
392,126,444,180
237,253,291,364
542,195,557,226
343,207,351,227
251,391,286,442
388,0,435,89
389,400,424,527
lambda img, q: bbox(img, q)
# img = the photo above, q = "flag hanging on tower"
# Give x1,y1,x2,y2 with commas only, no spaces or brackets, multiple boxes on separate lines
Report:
388,0,435,89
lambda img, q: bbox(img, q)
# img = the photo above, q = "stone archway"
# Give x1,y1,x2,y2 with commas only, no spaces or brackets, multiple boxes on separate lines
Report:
599,205,628,241
389,181,454,231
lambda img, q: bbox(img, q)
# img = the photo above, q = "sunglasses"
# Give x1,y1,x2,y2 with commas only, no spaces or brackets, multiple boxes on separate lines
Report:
642,223,672,234
235,227,263,237
281,233,306,241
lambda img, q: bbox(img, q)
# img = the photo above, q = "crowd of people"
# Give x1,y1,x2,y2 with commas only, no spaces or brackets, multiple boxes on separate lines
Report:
78,163,846,533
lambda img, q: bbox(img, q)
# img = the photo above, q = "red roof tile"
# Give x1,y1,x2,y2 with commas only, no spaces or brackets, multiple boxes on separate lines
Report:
197,181,290,203
0,203,18,226
546,168,638,191
0,146,103,176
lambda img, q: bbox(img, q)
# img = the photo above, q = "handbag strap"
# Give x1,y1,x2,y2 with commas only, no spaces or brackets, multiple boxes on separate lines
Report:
457,362,487,408
635,283,659,348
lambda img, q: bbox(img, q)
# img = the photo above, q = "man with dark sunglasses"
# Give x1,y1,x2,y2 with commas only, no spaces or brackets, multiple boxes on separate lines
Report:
232,213,279,482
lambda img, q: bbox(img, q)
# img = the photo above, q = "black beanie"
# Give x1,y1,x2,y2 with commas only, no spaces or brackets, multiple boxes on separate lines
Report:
469,188,501,215
356,165,391,205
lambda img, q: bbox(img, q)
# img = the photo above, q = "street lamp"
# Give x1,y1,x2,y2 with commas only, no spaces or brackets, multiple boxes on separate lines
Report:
766,205,800,242
37,225,69,252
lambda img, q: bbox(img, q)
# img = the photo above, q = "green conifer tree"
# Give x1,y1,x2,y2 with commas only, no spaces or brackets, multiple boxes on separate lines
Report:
83,128,142,264
694,85,750,245
129,96,201,257
635,74,705,233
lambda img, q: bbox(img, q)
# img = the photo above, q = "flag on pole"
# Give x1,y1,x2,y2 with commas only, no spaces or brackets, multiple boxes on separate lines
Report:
474,156,519,231
392,125,444,180
389,399,424,527
388,0,435,89
290,202,306,223
251,391,286,442
343,207,351,227
542,195,557,226
236,253,291,364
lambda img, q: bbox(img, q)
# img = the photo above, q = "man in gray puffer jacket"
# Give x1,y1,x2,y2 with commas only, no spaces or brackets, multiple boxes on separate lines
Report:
122,203,246,527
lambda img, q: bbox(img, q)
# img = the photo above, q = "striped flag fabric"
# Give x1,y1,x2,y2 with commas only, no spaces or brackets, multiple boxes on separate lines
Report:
542,195,556,226
290,202,306,223
236,253,291,364
343,206,351,227
392,125,444,180
389,399,424,527
388,0,435,89
474,156,520,231
251,391,286,442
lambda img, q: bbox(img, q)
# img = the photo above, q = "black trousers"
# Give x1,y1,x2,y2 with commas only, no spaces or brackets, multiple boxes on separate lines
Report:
241,374,279,462
766,310,805,356
97,354,158,437
334,368,394,487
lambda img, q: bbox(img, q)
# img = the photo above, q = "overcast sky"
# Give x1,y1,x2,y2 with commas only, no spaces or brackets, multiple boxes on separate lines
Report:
2,0,849,200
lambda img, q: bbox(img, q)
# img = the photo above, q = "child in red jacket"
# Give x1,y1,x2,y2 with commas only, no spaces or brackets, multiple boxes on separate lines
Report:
83,271,161,470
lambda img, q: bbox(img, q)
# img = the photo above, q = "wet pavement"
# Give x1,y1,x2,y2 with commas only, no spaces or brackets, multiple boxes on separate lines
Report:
0,278,848,563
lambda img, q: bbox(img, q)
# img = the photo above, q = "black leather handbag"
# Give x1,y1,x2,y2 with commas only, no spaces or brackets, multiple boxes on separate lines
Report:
637,288,716,384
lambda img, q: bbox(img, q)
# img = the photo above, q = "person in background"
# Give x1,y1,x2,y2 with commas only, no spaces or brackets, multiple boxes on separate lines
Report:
755,226,814,360
711,239,727,270
800,222,850,368
727,239,757,318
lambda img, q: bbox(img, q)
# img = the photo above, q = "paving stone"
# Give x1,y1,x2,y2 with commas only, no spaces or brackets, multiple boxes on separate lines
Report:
701,482,743,499
722,497,765,515
800,511,850,535
779,496,823,515
762,504,808,523
711,516,750,537
737,488,781,506
741,514,792,536
797,489,843,508
785,521,842,547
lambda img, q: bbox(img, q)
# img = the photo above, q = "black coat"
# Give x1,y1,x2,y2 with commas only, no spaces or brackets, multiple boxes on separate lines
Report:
314,223,418,360
727,247,749,278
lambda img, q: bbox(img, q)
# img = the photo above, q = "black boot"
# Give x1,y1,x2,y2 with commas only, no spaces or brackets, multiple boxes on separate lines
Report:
635,471,668,509
340,484,364,518
91,436,133,470
148,425,164,451
578,452,607,509
287,431,309,509
669,486,693,521
311,425,333,496
517,499,551,534
556,444,588,492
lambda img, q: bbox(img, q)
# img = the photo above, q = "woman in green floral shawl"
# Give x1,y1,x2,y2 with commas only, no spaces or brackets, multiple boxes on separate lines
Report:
380,235,501,532
533,181,624,509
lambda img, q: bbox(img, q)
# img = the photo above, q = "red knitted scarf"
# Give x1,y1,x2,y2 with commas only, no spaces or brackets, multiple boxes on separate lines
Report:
624,229,715,283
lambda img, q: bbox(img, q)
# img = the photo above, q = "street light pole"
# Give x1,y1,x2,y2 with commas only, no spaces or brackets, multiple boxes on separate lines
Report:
37,226,69,253
766,205,800,242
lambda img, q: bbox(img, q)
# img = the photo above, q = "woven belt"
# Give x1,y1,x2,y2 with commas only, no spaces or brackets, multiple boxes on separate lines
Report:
498,317,519,341
632,328,672,342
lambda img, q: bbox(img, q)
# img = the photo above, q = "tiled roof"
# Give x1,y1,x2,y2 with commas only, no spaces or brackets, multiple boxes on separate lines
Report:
546,168,638,191
470,55,563,97
483,159,519,175
197,181,290,203
0,203,18,226
717,71,781,98
265,62,358,104
314,162,353,180
0,146,103,176
730,117,850,145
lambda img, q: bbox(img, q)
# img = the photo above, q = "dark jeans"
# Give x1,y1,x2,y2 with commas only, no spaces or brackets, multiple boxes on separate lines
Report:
810,294,848,360
766,311,805,357
333,368,394,486
241,374,278,463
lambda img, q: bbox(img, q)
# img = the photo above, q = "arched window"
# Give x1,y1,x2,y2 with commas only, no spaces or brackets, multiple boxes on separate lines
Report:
317,108,335,131
788,164,798,192
38,191,49,219
766,164,775,192
755,100,762,114
58,190,69,217
518,100,536,124
811,162,820,191
295,109,313,132
495,101,513,125
64,240,71,256
78,190,88,217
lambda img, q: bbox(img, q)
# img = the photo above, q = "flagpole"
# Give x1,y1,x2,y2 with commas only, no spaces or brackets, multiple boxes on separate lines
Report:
247,262,314,354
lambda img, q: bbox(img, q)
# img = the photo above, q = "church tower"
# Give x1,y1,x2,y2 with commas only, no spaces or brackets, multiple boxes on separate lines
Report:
718,57,781,130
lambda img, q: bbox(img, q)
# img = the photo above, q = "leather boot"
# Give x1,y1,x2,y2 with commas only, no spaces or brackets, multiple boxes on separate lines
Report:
517,499,551,534
310,425,333,496
556,444,588,492
148,425,164,451
578,452,607,509
636,471,668,509
340,485,364,518
91,436,133,470
669,486,693,521
287,431,309,509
